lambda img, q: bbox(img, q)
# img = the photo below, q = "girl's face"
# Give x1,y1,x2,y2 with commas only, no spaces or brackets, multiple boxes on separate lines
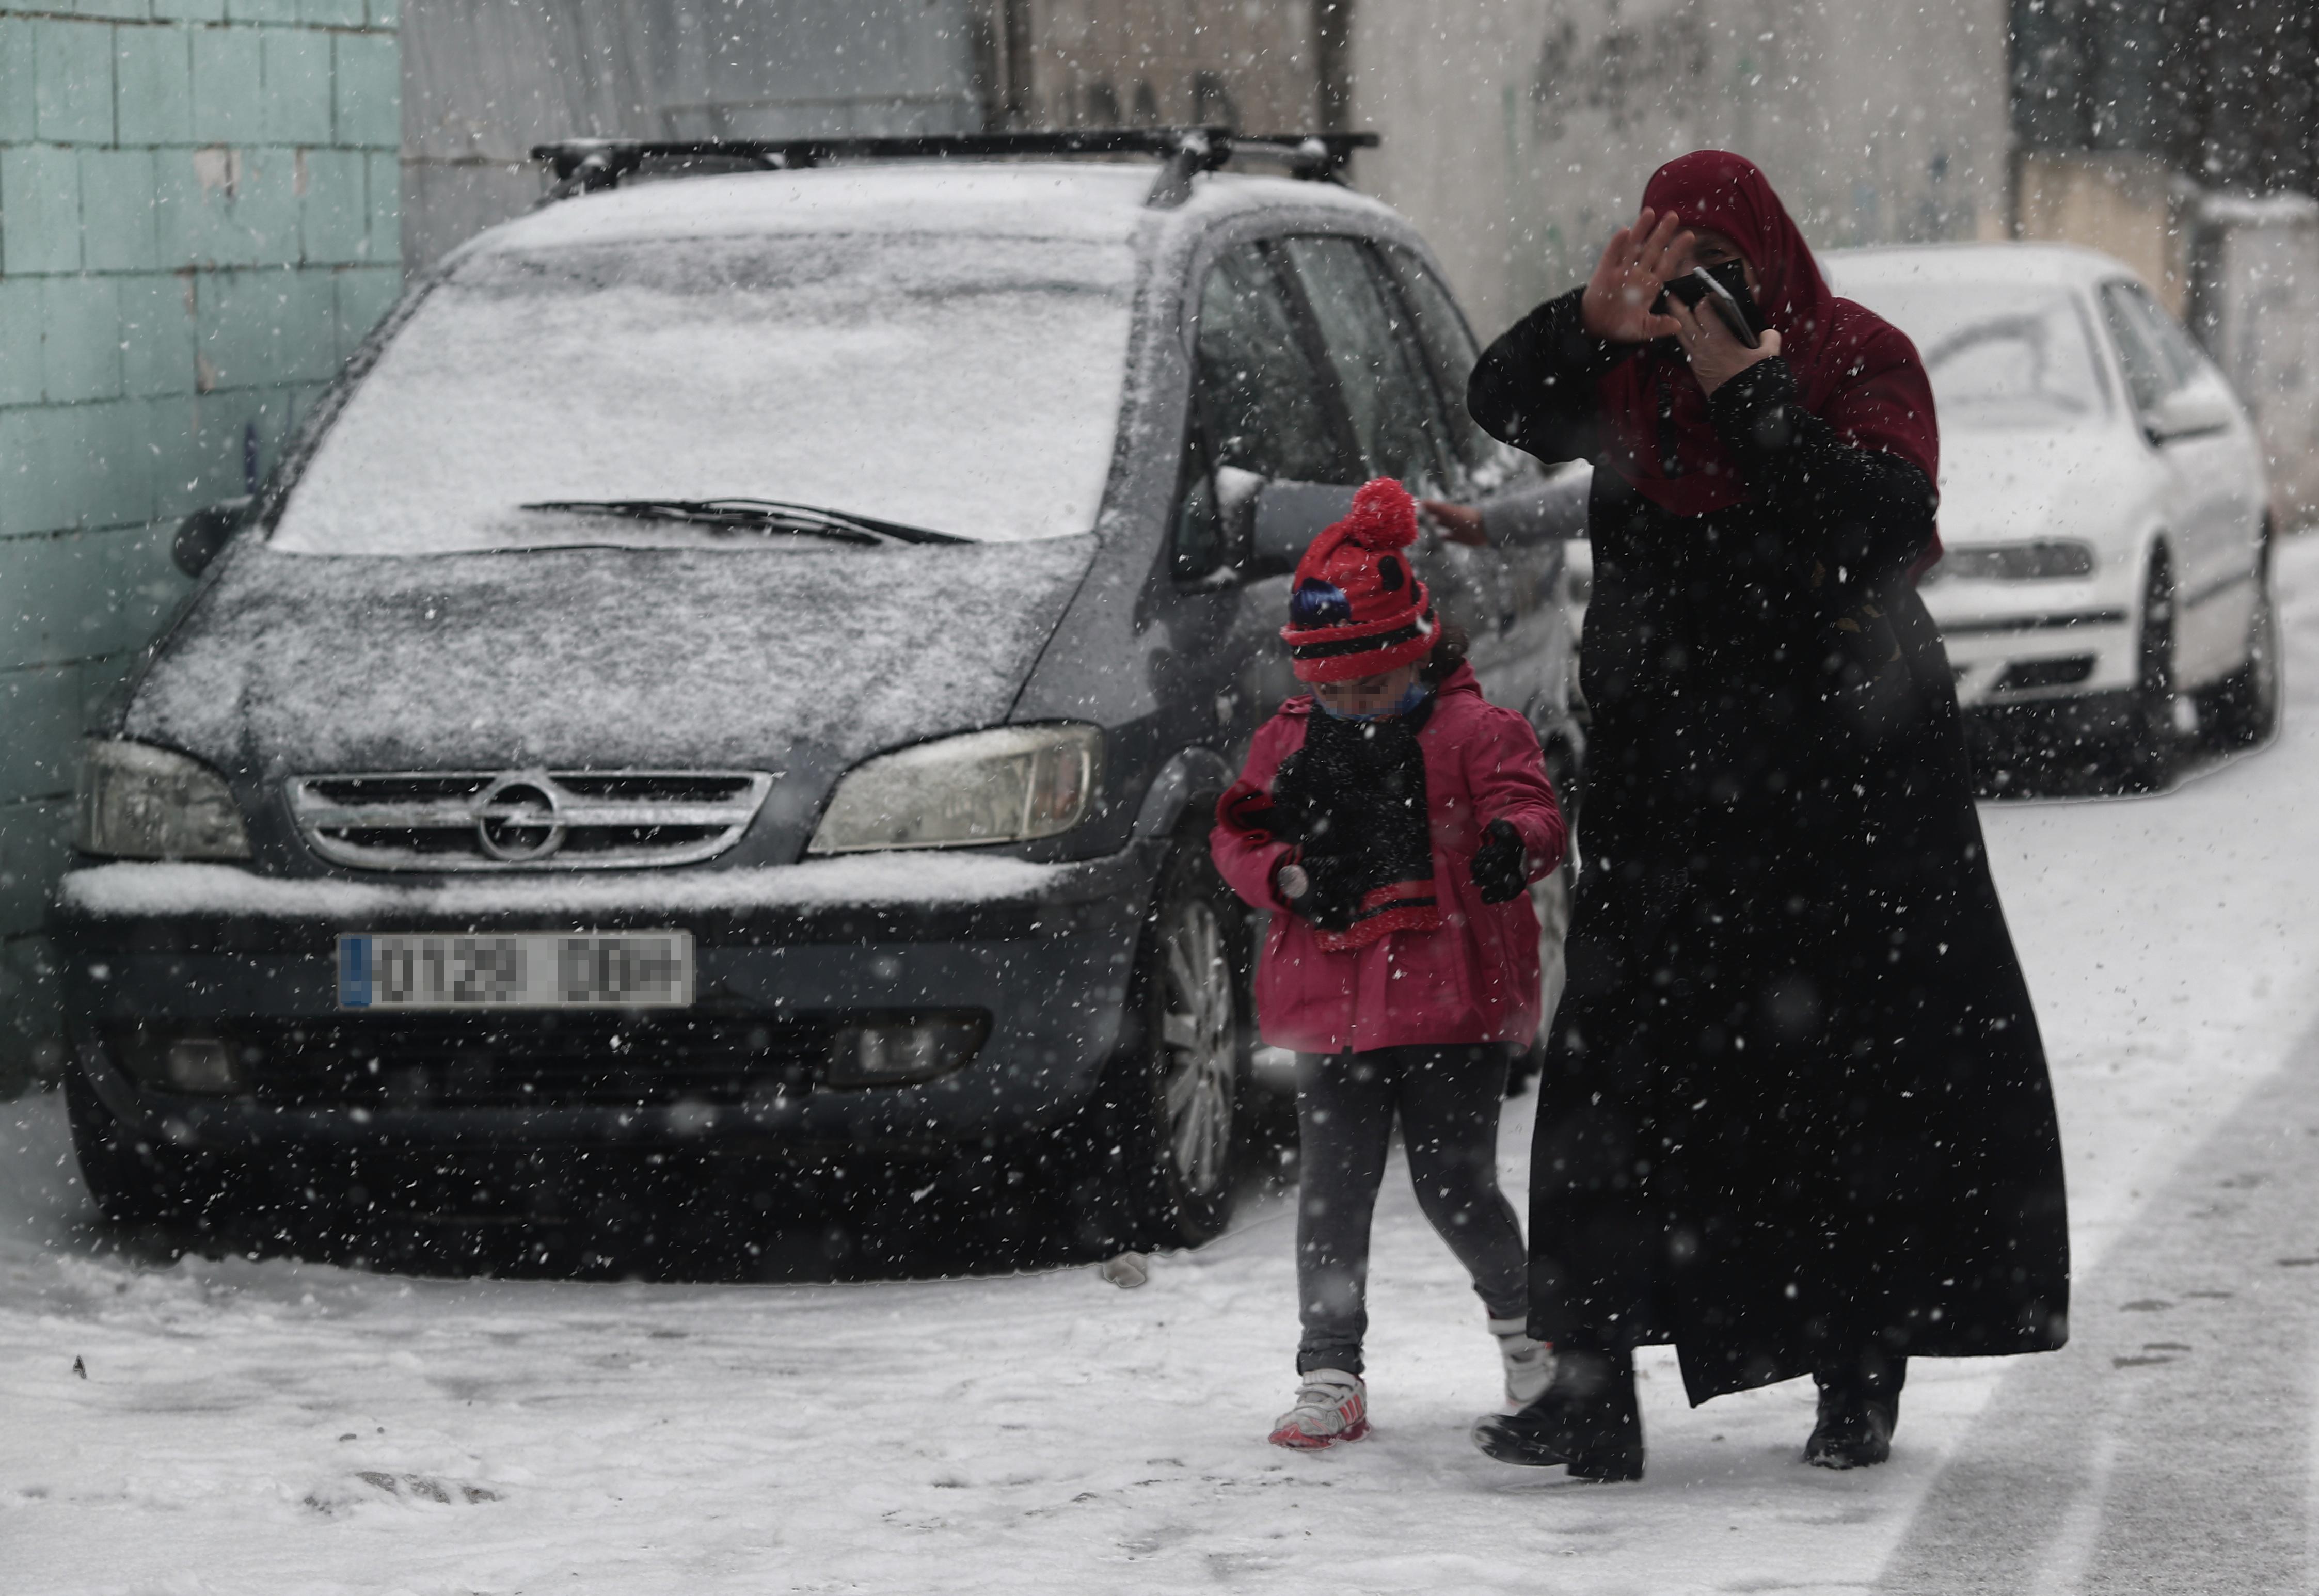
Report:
1311,663,1422,717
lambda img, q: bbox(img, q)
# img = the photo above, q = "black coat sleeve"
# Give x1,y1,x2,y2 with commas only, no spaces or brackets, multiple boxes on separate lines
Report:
1706,356,1936,586
1467,288,1630,465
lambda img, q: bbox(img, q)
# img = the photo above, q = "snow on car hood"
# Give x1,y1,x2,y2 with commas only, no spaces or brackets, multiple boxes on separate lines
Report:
1930,422,2146,545
123,538,1096,775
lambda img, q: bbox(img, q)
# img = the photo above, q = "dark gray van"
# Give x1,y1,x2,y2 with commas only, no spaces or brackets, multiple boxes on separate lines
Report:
53,133,1583,1253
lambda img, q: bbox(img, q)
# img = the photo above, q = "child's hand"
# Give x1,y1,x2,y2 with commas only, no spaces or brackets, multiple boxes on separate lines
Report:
1420,499,1488,547
1470,819,1528,903
1283,856,1360,931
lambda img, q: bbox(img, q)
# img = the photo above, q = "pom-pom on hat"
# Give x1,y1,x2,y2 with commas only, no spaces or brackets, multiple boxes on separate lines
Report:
1280,477,1436,683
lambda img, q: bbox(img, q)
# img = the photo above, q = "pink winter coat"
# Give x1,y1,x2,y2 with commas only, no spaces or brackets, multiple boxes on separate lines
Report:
1210,664,1568,1055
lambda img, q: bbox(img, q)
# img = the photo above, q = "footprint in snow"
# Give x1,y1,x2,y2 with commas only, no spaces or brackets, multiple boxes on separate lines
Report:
359,1471,502,1505
306,1472,503,1512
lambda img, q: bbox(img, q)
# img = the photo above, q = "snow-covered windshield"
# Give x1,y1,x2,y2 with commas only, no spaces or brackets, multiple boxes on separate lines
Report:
270,232,1137,554
1838,283,2108,429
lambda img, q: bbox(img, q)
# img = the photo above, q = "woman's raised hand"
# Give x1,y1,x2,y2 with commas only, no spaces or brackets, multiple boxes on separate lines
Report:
1581,208,1690,343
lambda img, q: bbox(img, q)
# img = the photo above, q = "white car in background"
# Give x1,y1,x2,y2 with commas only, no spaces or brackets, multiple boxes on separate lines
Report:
1825,242,2279,786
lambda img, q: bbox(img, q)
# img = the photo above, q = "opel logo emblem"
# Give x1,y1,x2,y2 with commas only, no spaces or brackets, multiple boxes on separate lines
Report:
475,775,566,861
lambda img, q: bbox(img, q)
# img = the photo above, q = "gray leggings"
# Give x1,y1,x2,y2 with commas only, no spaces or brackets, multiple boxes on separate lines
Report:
1295,1043,1529,1376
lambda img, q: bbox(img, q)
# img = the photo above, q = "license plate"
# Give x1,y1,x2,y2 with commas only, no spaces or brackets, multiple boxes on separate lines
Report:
337,932,694,1010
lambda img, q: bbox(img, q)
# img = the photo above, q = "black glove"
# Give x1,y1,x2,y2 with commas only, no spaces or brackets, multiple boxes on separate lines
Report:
1293,853,1364,931
1469,818,1527,904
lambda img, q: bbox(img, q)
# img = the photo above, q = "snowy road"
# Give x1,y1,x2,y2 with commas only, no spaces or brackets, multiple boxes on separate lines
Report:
7,537,2319,1595
1881,1028,2319,1593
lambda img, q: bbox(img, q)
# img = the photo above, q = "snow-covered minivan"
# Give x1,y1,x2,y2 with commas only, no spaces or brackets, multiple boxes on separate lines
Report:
53,132,1583,1255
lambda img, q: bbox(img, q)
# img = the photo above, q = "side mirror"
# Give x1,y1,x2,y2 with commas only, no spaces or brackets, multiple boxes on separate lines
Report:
2142,380,2236,446
172,497,252,578
1237,477,1358,579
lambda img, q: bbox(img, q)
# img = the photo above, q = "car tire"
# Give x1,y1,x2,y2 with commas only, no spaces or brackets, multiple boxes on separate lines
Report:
2199,524,2281,749
63,1065,233,1230
2119,550,2183,791
1085,838,1248,1252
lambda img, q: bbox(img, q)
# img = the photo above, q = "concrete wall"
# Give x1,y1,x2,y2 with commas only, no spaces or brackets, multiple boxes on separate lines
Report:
2016,149,2188,313
1000,0,1325,134
1342,0,2012,339
2191,193,2319,528
399,0,1348,278
401,0,985,274
0,0,398,1086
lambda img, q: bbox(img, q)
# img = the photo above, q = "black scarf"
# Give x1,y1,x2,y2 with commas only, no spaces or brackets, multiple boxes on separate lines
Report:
1268,706,1441,951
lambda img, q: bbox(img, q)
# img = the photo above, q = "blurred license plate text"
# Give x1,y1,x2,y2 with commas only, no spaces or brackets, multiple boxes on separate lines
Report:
337,933,693,1009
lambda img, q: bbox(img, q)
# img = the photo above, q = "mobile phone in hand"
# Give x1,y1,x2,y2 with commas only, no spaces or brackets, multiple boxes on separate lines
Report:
1654,266,1764,349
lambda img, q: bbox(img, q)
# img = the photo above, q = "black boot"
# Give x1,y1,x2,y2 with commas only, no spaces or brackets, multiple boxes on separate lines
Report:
1470,1343,1644,1481
1804,1351,1904,1470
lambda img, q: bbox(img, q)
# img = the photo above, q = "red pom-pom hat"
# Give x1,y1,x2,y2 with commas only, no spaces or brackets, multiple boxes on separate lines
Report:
1279,478,1437,684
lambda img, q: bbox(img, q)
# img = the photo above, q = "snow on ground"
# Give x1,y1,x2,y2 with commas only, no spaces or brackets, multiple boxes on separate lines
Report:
6,537,2319,1595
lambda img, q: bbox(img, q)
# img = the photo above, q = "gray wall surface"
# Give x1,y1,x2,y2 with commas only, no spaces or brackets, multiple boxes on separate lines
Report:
1343,0,2012,339
401,0,983,271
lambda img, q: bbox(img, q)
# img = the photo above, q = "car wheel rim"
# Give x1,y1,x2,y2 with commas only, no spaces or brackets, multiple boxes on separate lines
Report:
1158,898,1236,1199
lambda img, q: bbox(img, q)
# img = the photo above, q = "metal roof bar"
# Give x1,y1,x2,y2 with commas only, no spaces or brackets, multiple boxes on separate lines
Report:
529,127,1381,208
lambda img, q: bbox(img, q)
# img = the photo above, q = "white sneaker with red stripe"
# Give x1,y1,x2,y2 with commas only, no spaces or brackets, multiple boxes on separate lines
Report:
1490,1316,1555,1408
1269,1369,1369,1449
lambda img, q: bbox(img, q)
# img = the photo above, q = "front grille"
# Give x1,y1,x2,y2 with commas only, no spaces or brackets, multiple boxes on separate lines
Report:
287,769,772,871
189,1015,834,1108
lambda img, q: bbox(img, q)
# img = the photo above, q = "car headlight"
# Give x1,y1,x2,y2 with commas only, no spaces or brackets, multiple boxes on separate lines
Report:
76,740,252,860
807,724,1103,854
1930,540,2096,582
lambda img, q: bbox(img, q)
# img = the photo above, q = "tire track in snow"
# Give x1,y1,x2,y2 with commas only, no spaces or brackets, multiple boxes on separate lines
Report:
1879,1022,2319,1593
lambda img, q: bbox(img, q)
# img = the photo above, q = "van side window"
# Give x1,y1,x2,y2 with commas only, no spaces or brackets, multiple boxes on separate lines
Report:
1194,244,1348,484
1279,235,1450,492
1378,243,1504,476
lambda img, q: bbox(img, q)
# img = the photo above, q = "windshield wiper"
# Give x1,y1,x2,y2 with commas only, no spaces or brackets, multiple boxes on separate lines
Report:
519,498,963,546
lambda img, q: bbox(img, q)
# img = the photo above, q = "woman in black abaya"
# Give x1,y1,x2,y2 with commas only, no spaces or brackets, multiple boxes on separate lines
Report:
1467,152,2069,1480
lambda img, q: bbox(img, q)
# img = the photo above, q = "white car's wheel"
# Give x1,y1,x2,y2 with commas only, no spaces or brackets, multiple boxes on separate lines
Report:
2120,551,2183,791
2200,526,2281,749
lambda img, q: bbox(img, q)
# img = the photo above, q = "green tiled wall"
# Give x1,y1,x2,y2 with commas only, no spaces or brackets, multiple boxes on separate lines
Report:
0,0,397,1087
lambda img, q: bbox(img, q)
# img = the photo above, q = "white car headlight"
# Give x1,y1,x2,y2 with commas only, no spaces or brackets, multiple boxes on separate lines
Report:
1930,540,2096,582
76,740,252,860
807,725,1103,854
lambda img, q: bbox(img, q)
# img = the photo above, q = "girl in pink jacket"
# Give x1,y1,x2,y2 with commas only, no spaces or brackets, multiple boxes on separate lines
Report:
1211,478,1568,1449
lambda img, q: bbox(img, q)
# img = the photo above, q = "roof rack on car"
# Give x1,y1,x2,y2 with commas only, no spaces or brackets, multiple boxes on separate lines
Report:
529,127,1380,209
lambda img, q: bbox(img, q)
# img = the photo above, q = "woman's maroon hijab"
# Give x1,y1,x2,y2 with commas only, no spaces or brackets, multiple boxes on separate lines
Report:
1598,151,1940,541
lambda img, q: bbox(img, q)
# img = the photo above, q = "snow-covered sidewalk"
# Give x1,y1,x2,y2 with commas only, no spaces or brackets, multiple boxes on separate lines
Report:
6,536,2319,1595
